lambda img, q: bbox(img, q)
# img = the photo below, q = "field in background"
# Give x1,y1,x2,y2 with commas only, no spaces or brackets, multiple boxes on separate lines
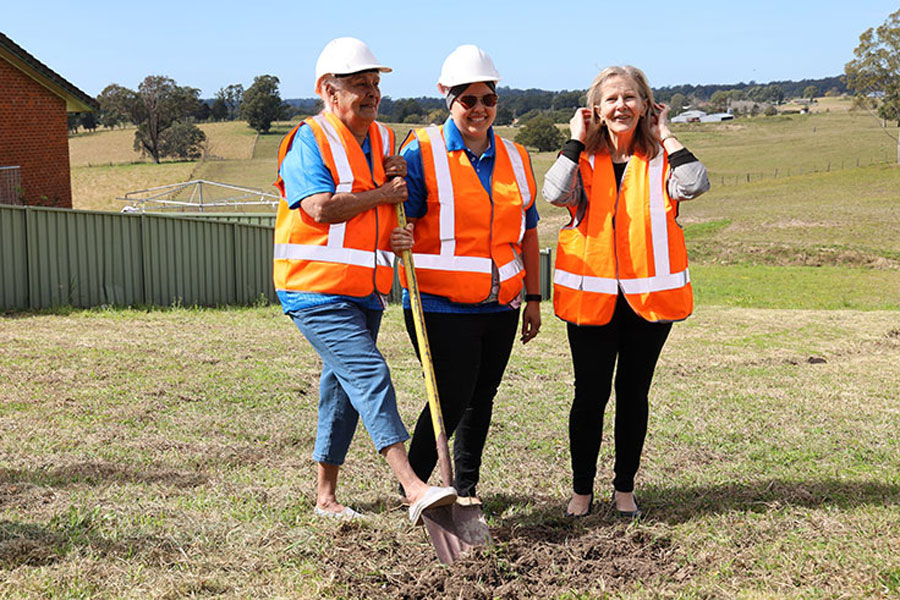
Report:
69,122,260,212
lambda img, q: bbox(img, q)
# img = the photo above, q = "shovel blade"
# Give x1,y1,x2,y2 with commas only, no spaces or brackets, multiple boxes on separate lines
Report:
422,504,492,564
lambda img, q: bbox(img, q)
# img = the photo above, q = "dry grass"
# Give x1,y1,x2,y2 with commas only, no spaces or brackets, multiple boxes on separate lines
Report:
69,122,261,212
69,122,258,168
71,162,196,212
1,304,898,598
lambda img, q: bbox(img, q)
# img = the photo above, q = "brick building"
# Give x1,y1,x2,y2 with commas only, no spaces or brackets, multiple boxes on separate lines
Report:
0,32,96,208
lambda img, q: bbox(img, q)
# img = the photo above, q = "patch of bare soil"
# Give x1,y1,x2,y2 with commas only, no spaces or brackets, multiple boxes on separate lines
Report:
320,519,689,599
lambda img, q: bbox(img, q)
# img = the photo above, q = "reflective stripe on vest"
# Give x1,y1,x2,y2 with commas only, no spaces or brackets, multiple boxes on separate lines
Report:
553,147,692,324
273,114,395,296
405,126,534,303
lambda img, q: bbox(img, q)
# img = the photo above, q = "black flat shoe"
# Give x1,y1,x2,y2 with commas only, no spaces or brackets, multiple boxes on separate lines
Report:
612,489,642,519
565,493,593,518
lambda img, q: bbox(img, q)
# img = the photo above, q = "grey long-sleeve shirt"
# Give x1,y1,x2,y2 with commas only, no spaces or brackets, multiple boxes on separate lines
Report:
542,140,710,208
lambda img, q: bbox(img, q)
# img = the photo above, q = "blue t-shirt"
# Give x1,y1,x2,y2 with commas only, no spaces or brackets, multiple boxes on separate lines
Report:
277,123,384,313
399,118,539,314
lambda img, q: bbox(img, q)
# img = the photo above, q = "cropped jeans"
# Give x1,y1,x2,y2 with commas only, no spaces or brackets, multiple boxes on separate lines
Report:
290,301,409,465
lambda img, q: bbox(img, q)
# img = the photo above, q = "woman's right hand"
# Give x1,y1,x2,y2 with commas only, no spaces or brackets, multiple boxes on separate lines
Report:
569,107,592,143
390,222,415,253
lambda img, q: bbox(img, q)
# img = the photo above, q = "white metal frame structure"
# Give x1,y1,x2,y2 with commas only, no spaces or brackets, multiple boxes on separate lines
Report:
118,179,279,212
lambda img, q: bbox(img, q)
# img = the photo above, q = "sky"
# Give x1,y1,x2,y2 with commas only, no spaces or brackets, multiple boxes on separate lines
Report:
3,1,897,100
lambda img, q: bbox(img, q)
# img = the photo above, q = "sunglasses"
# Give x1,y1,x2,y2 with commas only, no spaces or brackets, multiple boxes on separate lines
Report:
456,93,499,109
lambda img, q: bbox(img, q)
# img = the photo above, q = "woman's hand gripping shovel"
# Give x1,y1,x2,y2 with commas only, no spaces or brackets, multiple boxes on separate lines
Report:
395,204,493,564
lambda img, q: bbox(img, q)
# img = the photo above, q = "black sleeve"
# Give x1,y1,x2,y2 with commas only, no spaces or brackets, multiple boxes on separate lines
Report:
667,147,699,168
561,139,585,162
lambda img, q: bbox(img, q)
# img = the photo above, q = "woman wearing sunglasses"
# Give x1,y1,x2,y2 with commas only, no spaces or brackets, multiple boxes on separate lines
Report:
543,66,709,518
391,45,541,502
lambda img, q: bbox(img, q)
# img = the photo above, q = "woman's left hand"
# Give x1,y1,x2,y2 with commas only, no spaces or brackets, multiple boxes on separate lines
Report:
390,222,415,253
521,301,541,344
649,102,672,142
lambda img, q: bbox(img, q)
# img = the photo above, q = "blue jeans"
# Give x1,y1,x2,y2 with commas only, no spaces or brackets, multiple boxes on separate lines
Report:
289,302,409,465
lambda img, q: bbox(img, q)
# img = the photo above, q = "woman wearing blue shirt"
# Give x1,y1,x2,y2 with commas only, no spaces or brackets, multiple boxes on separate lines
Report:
392,45,541,501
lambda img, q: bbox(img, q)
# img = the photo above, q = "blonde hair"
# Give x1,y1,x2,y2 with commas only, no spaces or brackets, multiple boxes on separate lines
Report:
583,66,658,158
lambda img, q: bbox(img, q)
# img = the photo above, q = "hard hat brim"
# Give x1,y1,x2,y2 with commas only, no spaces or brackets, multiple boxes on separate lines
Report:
315,65,392,95
438,74,501,88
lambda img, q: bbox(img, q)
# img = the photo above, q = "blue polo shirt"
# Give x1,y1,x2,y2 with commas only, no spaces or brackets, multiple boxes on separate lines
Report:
399,117,539,314
277,124,384,313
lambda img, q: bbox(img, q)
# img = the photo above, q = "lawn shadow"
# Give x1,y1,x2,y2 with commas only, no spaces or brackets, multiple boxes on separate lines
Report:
0,460,207,490
0,517,183,571
483,477,899,531
622,478,900,524
0,521,63,568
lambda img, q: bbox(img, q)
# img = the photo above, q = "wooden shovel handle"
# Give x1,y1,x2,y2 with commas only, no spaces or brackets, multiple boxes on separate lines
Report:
395,204,453,488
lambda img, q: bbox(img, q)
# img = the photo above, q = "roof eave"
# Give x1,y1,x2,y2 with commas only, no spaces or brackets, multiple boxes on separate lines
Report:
0,34,98,112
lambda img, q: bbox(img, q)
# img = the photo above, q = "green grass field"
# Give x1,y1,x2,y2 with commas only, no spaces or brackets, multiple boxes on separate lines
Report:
2,100,897,598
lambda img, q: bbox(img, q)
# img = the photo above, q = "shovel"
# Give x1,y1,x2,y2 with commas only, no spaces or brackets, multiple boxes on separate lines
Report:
395,203,493,564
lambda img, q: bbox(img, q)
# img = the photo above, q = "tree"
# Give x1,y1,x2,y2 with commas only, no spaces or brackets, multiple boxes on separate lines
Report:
803,85,818,101
494,104,514,126
514,114,565,152
216,84,244,120
158,121,207,160
130,76,205,163
80,112,98,133
844,8,900,161
192,102,211,122
97,83,137,129
241,75,282,133
710,90,729,112
210,97,228,121
394,98,423,123
669,93,686,116
426,108,448,124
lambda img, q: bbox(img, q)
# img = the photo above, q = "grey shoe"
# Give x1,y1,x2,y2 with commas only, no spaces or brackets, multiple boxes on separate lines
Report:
314,506,363,520
409,486,457,526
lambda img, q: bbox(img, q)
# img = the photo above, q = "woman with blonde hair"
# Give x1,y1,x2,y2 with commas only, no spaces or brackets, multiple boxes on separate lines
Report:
543,65,709,518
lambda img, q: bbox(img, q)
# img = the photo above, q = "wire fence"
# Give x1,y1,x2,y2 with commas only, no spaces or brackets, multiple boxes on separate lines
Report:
711,153,896,186
0,166,22,205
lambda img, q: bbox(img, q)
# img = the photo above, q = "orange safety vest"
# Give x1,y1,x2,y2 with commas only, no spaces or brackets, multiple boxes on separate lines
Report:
399,125,536,305
553,147,693,325
273,112,396,297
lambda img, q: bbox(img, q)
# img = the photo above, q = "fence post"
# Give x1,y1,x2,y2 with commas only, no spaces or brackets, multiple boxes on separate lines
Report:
140,213,150,306
539,247,552,300
24,205,33,309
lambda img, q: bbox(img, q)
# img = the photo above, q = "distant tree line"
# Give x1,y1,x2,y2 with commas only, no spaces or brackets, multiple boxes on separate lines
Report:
71,73,853,158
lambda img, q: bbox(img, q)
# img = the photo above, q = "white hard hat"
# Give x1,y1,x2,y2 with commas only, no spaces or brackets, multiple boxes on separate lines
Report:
314,37,391,94
438,45,501,88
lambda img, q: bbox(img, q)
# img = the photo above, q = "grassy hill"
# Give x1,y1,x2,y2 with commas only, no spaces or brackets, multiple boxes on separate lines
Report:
67,101,900,311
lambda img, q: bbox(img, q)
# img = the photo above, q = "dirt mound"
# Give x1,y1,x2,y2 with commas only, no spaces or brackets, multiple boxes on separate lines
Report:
321,519,690,599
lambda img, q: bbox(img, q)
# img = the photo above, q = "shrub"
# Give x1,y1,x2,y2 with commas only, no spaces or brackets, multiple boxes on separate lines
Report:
514,114,565,152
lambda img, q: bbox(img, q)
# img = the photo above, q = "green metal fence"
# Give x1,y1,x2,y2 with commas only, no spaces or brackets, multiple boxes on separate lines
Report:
156,212,277,228
0,205,553,312
0,205,276,311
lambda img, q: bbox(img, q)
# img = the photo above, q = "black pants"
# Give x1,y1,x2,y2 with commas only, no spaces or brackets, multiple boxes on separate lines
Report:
404,309,519,496
567,294,672,495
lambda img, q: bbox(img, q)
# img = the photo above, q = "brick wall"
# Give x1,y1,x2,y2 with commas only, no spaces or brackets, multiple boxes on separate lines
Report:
0,57,72,208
